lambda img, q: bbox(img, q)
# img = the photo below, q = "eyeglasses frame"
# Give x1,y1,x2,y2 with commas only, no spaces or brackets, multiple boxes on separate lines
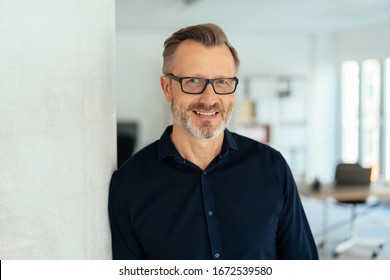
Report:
166,73,239,95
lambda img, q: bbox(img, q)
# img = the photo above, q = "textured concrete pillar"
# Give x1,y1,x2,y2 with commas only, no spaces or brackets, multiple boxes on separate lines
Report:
0,0,116,259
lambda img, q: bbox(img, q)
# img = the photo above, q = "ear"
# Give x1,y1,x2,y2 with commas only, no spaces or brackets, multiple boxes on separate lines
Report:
160,76,173,102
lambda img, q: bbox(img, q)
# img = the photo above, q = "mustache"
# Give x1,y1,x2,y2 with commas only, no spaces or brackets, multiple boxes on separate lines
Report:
187,102,223,112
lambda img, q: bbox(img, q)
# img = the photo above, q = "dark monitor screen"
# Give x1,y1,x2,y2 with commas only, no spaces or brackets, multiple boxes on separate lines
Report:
117,122,137,168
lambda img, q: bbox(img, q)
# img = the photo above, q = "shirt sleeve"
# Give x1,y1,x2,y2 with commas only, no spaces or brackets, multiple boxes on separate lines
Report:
108,171,145,260
276,158,319,260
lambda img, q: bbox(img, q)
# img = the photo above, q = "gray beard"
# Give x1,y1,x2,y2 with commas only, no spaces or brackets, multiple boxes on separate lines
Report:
170,102,232,139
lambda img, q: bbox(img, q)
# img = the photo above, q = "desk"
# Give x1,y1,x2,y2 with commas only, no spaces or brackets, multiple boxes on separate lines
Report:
299,183,390,249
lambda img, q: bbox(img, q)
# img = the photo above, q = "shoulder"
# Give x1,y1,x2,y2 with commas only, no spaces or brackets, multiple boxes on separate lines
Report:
227,131,291,182
120,140,159,169
230,131,284,163
110,140,159,190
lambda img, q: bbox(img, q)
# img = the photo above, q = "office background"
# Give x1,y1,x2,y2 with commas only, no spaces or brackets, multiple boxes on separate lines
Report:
1,0,390,259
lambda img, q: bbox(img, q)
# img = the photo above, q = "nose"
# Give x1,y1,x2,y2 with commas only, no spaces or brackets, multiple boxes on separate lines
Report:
199,83,217,103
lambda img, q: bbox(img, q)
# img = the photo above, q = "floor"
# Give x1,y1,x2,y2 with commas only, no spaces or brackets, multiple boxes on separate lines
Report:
301,196,390,260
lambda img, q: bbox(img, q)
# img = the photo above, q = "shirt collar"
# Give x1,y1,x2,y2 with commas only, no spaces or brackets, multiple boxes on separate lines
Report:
158,125,238,161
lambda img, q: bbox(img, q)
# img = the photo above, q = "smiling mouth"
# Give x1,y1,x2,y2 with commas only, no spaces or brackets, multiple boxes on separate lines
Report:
194,111,218,116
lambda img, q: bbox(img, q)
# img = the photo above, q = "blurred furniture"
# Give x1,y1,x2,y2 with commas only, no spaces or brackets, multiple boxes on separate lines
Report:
299,176,390,258
332,163,385,258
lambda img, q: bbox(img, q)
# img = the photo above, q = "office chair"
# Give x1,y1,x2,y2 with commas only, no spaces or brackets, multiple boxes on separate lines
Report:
332,163,385,258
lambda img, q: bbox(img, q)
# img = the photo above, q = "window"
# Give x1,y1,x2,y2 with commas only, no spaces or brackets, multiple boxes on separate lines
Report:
341,58,389,182
385,58,390,181
361,59,381,181
341,61,359,163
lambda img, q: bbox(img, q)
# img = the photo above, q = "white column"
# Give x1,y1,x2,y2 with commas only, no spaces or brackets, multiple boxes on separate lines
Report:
0,0,116,259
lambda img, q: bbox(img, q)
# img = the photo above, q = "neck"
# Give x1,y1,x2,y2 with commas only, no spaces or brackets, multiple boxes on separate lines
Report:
170,124,224,171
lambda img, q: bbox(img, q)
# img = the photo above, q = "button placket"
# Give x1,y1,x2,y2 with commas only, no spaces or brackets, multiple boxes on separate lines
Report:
201,170,222,260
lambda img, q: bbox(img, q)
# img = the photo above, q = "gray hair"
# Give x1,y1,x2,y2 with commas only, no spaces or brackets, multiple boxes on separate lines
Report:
162,23,240,75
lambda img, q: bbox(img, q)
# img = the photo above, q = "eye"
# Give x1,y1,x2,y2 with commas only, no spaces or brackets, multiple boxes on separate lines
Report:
186,78,202,84
215,79,229,86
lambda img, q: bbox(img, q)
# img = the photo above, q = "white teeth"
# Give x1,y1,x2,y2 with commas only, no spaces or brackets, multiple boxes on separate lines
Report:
195,111,216,116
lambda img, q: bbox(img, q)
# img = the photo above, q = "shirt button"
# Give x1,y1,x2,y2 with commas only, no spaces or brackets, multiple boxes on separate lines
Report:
214,253,220,259
208,211,213,216
203,171,207,175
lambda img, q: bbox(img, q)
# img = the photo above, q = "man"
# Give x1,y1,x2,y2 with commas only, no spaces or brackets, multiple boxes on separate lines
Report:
108,23,319,260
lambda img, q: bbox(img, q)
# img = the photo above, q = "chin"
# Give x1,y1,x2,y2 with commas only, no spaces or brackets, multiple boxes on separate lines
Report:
189,122,226,139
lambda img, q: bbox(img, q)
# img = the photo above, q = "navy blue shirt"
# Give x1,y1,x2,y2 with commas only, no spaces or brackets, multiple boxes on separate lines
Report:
108,126,319,260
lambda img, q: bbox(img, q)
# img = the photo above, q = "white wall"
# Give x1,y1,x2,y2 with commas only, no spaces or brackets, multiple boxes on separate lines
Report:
335,20,390,61
231,31,312,76
307,34,338,183
0,0,116,259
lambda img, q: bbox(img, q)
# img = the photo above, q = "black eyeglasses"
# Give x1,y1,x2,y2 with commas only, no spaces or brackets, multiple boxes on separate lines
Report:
166,73,239,95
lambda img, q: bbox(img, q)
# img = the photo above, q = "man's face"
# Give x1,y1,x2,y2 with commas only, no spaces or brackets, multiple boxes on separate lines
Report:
161,40,237,139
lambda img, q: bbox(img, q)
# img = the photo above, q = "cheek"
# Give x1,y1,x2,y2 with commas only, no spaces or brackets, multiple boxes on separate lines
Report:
173,92,198,106
222,96,234,109
171,95,191,112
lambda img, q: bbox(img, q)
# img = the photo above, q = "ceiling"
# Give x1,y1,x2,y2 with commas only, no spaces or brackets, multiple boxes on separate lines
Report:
116,0,390,34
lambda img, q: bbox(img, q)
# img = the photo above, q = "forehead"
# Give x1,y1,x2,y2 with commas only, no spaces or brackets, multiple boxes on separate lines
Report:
172,40,236,76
